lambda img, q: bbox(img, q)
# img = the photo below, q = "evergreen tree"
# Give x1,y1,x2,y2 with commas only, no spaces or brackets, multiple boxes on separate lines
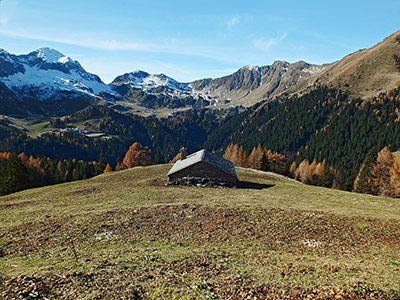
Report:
353,148,378,193
154,146,163,164
322,162,334,188
260,151,269,171
95,152,107,175
0,154,31,196
0,159,7,195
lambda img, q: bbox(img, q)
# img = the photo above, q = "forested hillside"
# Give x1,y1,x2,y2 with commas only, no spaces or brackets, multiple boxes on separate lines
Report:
0,106,240,165
205,86,400,189
2,85,400,195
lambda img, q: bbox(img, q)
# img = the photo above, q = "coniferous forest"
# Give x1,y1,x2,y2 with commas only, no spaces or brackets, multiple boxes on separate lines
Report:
2,86,400,196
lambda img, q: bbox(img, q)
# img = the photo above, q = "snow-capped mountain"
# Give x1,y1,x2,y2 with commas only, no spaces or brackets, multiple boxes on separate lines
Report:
112,61,325,109
0,47,325,115
113,71,191,93
0,48,115,101
111,71,210,109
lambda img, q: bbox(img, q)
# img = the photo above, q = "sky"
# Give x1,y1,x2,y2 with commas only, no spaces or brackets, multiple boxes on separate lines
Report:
0,0,399,83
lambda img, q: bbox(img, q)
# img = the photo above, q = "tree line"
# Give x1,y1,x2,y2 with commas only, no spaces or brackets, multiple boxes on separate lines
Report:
222,143,338,189
0,142,153,196
353,146,400,197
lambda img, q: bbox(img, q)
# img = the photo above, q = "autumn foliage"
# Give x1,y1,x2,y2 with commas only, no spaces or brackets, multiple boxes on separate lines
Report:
223,144,286,175
104,163,113,173
169,152,182,163
122,142,152,169
0,151,111,196
353,146,400,197
291,159,337,188
224,143,400,197
223,144,338,188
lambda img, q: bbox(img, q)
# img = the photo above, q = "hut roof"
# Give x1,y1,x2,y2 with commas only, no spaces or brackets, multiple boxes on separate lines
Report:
167,149,237,178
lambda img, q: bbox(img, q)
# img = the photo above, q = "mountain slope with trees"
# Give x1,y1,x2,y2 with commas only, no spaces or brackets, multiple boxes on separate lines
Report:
205,86,400,190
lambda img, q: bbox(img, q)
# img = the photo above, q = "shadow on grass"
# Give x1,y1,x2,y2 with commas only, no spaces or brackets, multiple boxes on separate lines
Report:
238,181,274,190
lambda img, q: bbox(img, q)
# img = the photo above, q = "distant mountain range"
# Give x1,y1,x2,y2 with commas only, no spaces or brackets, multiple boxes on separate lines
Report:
1,30,400,116
0,47,322,116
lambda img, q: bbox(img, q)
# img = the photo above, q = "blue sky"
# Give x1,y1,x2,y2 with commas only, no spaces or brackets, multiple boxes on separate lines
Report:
0,0,399,83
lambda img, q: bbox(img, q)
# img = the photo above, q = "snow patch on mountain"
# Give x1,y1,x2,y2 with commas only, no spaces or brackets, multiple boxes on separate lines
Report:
0,48,116,101
126,71,191,92
243,65,259,71
302,66,325,75
2,63,114,99
34,48,71,64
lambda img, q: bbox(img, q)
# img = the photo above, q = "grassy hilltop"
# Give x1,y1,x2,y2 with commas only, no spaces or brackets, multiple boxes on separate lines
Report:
1,165,399,299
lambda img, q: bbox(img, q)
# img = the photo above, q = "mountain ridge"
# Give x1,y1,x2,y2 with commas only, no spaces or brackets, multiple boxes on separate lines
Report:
1,30,400,116
293,30,400,99
0,47,325,114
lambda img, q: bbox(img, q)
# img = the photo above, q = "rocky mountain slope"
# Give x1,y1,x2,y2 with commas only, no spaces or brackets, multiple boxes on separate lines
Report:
0,81,23,116
191,61,325,107
112,62,324,109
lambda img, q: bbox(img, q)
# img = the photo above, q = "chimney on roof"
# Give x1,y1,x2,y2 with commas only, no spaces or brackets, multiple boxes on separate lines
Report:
180,147,188,160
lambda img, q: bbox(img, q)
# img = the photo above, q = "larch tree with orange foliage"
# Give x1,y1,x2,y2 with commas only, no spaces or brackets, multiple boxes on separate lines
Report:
265,149,286,174
248,144,263,169
223,144,237,164
296,159,310,183
369,146,393,196
390,155,400,197
122,142,152,168
169,152,182,163
223,144,248,167
289,161,298,179
104,163,113,173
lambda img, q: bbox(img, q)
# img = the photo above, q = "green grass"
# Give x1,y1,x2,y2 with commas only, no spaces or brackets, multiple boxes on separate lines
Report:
14,117,52,136
1,165,399,299
6,116,107,138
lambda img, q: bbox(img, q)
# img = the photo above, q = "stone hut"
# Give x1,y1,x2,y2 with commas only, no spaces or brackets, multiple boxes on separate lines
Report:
167,149,238,187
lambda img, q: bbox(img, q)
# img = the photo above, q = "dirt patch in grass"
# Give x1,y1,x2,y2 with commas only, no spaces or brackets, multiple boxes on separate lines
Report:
2,272,145,300
0,200,33,209
148,177,167,187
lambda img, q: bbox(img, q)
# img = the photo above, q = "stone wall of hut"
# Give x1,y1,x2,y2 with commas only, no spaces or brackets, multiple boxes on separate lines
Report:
168,161,237,186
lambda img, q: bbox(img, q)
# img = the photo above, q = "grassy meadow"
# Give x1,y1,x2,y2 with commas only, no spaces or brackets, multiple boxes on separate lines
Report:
1,164,399,299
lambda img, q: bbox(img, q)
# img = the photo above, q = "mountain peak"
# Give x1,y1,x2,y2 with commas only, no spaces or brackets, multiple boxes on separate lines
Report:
32,48,71,64
240,65,260,72
0,48,10,55
128,70,151,79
